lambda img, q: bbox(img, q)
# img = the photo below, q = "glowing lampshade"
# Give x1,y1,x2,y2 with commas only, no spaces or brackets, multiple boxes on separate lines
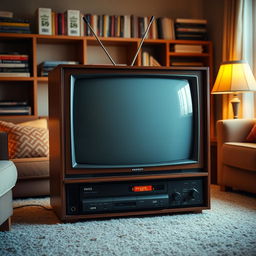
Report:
212,60,256,118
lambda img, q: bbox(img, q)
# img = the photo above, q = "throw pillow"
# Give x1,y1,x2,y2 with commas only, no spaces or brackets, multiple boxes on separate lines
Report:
0,121,49,159
246,123,256,142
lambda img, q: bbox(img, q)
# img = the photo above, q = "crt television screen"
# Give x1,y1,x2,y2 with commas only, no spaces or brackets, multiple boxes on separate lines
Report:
70,74,199,168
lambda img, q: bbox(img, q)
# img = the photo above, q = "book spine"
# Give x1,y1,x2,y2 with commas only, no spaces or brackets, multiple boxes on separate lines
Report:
0,22,30,27
124,15,131,38
138,17,144,38
92,15,98,36
175,18,207,24
37,8,52,35
0,63,28,67
119,15,124,37
54,12,58,35
0,67,29,72
0,11,13,18
0,26,30,31
51,11,55,35
0,55,28,60
0,72,30,77
0,59,28,64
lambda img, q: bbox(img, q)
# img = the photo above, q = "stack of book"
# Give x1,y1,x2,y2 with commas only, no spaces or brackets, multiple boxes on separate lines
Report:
174,44,203,53
38,61,79,77
0,14,31,34
0,53,30,77
0,101,31,115
174,18,208,40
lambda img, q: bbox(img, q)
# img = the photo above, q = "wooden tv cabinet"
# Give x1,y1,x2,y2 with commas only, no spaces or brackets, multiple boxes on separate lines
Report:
48,65,210,221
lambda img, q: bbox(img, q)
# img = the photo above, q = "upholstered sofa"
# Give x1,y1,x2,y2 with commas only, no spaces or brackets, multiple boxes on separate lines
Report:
217,119,256,193
0,119,49,198
0,132,17,231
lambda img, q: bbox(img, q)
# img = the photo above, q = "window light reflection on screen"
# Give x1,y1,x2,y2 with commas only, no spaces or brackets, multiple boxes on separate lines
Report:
178,83,193,116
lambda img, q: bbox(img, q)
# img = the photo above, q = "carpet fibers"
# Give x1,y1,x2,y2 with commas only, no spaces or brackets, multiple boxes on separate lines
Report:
0,185,256,256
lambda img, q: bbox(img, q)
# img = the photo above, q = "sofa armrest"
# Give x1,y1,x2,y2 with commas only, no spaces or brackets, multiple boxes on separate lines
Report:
216,119,256,185
217,119,256,144
0,132,8,160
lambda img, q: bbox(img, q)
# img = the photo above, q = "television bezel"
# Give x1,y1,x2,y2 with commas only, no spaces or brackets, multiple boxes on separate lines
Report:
49,65,210,177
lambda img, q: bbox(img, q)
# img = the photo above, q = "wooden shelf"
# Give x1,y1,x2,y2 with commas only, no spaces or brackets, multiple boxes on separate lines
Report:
0,32,213,135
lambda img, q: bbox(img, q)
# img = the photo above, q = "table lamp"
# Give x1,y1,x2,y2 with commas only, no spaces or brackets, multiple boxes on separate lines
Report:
211,60,256,119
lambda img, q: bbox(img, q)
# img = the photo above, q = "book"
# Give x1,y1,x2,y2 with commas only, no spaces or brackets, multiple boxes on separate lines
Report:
0,22,30,27
175,18,207,24
80,13,85,36
174,44,203,53
0,26,30,31
0,60,28,64
36,8,52,35
0,72,30,77
151,19,158,39
131,15,138,38
103,15,109,37
171,61,204,66
0,17,29,23
65,10,80,36
0,101,28,106
142,51,150,66
38,60,79,76
0,67,29,72
176,27,207,33
124,15,131,38
175,33,208,40
0,11,13,18
0,54,28,61
0,105,31,115
150,56,161,66
39,60,79,66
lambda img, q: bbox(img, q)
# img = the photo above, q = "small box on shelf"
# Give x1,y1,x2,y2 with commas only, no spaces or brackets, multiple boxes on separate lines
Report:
36,8,52,35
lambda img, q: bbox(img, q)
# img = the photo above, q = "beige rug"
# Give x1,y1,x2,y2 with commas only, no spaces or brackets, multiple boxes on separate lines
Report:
0,185,256,256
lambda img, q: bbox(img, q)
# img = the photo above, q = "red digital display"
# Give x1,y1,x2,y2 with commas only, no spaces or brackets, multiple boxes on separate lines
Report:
132,185,153,192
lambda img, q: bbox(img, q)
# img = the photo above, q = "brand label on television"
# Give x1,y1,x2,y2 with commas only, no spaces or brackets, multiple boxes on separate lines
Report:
131,168,144,172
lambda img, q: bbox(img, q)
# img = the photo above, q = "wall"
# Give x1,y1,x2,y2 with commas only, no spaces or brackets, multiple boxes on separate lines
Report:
1,0,204,20
1,0,224,117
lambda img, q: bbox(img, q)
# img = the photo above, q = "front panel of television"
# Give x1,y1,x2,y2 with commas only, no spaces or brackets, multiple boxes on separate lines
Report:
53,65,209,177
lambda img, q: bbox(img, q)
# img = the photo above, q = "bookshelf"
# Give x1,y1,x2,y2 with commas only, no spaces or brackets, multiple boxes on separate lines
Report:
0,33,213,135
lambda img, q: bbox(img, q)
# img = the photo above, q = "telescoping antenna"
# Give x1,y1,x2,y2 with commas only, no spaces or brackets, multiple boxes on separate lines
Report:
83,15,155,66
83,16,117,66
130,16,155,66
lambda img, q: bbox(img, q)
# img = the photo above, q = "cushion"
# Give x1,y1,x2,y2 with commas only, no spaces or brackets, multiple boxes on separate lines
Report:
246,124,256,142
0,121,49,159
222,142,256,172
12,157,49,179
19,119,48,129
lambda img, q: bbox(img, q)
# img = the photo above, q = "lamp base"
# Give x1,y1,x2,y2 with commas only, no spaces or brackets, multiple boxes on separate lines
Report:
230,94,240,119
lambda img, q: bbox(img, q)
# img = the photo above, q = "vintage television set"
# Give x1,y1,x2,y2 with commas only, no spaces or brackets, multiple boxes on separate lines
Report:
48,65,210,221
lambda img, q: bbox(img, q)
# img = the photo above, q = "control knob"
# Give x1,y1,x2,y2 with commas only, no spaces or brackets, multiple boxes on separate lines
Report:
172,191,182,202
189,188,200,201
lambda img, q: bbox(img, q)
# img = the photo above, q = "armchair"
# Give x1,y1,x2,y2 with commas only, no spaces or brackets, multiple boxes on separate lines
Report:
0,132,17,231
217,119,256,193
0,119,49,198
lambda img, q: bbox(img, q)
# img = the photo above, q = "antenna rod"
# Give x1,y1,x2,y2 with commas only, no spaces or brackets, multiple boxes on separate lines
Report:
83,16,117,66
130,16,155,66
